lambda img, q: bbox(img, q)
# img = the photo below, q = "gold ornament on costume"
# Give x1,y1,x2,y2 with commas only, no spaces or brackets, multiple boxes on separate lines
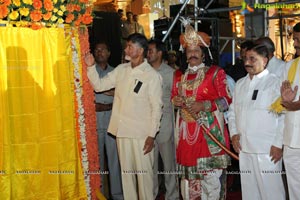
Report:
179,17,210,48
180,67,208,122
179,17,213,60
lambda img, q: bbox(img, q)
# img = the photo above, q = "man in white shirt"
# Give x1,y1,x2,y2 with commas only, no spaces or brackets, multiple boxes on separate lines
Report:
147,39,179,200
255,37,286,78
85,33,163,200
228,44,285,200
280,22,300,200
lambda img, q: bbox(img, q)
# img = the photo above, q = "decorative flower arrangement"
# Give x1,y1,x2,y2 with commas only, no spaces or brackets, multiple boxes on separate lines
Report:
79,27,100,200
69,27,100,200
70,28,91,199
0,0,93,29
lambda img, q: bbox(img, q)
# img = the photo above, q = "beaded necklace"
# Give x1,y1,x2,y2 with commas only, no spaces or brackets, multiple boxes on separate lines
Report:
180,64,207,145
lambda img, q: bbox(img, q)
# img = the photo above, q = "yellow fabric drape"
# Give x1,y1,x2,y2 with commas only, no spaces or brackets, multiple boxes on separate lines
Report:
0,27,87,199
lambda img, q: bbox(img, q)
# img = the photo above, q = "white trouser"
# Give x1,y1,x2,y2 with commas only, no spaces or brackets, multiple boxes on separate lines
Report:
239,151,285,200
283,146,300,200
117,138,154,200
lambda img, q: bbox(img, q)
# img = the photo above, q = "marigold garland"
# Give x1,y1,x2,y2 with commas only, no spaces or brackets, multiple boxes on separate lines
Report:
0,0,93,29
79,26,100,200
69,27,91,199
69,26,100,200
2,1,98,195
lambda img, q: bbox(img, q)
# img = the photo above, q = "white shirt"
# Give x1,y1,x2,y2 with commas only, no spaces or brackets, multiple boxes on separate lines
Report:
228,69,284,153
282,58,300,148
87,59,163,139
267,56,286,79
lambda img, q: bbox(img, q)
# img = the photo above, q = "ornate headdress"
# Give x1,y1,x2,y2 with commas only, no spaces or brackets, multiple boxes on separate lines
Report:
179,17,212,59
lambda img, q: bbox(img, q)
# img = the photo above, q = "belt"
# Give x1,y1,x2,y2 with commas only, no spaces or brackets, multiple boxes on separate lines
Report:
95,103,113,112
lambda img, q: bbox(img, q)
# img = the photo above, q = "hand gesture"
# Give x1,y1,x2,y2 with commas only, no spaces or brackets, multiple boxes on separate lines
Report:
281,81,300,111
84,52,95,67
281,96,300,111
281,80,298,102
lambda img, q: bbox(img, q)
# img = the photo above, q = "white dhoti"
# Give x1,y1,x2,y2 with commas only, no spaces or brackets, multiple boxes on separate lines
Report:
117,138,154,200
283,146,300,200
239,151,285,200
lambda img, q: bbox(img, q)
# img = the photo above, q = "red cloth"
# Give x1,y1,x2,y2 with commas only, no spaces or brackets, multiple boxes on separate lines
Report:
171,66,232,167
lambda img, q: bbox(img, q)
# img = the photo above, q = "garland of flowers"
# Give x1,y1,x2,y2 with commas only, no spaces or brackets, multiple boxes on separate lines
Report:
2,0,99,195
79,26,100,200
69,27,91,199
0,0,93,29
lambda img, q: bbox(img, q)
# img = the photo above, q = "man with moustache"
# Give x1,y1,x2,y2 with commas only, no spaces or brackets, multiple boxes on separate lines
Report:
147,39,179,200
93,42,123,200
273,22,300,199
171,21,232,200
225,40,253,82
228,44,285,200
85,33,163,200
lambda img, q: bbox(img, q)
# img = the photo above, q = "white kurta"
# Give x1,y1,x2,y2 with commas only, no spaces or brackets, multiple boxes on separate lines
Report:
282,58,300,200
87,59,163,139
228,69,284,153
87,59,163,200
228,69,285,200
282,59,300,148
267,56,286,79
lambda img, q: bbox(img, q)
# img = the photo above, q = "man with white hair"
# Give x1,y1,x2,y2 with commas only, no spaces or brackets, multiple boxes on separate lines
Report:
86,33,163,200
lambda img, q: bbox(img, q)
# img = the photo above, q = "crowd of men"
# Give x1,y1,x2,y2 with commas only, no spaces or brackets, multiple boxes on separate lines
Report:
85,21,300,200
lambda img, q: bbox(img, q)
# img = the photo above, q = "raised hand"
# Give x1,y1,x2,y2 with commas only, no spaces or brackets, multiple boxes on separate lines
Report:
282,96,300,111
281,80,298,102
84,52,95,67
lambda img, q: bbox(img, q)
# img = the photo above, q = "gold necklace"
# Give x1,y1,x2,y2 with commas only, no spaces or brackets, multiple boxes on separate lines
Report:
179,66,208,145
